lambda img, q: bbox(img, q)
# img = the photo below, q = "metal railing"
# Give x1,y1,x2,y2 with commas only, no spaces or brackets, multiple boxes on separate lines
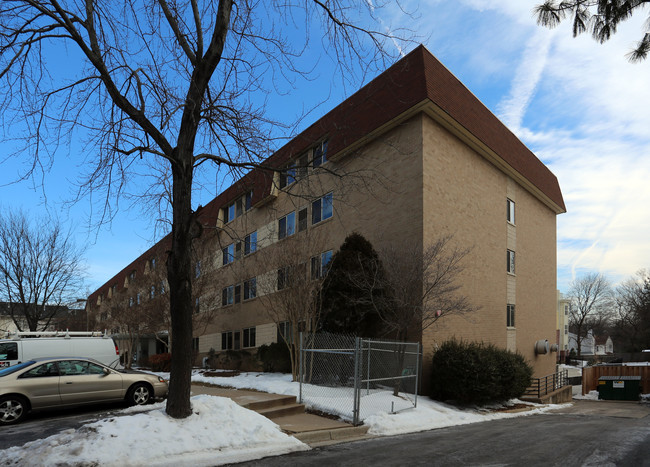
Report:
299,332,421,425
524,369,569,398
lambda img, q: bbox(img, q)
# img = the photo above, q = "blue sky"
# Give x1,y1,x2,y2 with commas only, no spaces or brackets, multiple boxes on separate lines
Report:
1,0,649,295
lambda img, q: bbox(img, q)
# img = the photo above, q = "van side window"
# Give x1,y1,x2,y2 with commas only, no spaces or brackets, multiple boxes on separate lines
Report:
20,362,59,378
0,342,18,361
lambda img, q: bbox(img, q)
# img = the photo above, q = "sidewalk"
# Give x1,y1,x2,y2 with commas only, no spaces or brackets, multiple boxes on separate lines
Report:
190,384,370,446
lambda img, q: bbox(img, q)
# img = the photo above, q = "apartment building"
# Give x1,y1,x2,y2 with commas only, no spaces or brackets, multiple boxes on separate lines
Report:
87,45,565,384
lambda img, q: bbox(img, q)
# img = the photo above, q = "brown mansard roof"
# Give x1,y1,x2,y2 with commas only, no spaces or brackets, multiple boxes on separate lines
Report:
88,44,565,304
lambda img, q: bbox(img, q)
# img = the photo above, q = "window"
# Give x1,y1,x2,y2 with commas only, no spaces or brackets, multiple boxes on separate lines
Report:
221,331,233,350
129,270,136,282
279,163,296,188
244,231,257,255
195,261,201,278
277,266,291,290
564,325,568,335
150,257,157,271
222,285,234,306
233,331,241,350
245,190,253,211
312,192,333,224
129,297,134,307
507,304,515,327
564,305,569,315
244,278,257,300
195,297,200,314
20,362,59,378
313,140,328,167
136,293,141,305
160,281,166,294
150,285,155,299
507,198,515,224
192,337,199,352
0,342,18,361
235,241,242,260
507,249,515,274
278,212,296,240
234,284,242,304
222,244,235,265
277,321,292,343
296,153,309,179
298,207,308,232
243,327,256,348
311,250,333,279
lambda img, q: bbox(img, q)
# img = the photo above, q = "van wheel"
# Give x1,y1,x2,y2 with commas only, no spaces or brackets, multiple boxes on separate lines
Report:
0,396,28,425
127,384,152,406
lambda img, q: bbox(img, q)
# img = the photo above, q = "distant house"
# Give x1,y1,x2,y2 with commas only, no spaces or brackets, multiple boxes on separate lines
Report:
568,329,613,356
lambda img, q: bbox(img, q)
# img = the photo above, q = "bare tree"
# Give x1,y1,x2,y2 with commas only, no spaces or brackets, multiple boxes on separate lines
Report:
0,1,409,418
255,231,328,380
0,210,85,332
612,269,650,352
567,272,612,357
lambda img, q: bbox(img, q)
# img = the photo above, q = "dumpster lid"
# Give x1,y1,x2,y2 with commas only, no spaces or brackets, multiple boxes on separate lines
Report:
598,376,642,381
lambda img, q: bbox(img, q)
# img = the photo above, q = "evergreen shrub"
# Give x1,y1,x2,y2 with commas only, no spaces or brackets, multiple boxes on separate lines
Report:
257,342,292,373
430,339,532,405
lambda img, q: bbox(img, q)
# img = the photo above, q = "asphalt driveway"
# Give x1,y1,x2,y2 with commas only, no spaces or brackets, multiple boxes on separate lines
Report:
231,400,650,466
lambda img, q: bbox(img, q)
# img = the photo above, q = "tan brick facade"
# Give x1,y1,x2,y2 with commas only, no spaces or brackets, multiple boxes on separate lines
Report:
88,45,564,391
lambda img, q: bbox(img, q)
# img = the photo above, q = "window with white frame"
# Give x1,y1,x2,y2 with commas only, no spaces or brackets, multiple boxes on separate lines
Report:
507,249,515,274
313,140,328,167
507,198,515,224
244,231,257,255
311,250,333,279
564,325,568,335
507,304,515,327
234,284,242,304
223,193,251,224
245,190,253,211
296,153,309,180
192,337,199,352
222,244,235,265
243,327,256,348
244,277,257,300
564,304,569,315
222,285,234,306
312,192,333,225
277,321,292,343
234,241,242,261
278,212,296,240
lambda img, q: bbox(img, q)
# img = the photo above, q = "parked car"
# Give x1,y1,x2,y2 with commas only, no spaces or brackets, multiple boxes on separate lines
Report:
0,357,168,425
0,331,121,369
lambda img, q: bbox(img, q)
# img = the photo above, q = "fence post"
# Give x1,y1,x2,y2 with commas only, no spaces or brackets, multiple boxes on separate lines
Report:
353,336,361,425
414,342,420,408
298,332,303,404
366,339,371,395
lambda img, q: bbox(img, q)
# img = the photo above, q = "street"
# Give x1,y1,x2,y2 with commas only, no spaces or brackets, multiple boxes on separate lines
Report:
0,403,126,450
231,401,650,466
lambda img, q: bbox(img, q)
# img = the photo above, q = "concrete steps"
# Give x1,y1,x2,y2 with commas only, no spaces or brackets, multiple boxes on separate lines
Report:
191,384,371,446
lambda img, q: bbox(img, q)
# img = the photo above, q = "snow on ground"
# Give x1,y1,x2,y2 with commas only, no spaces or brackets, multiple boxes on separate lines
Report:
573,390,600,400
0,370,572,466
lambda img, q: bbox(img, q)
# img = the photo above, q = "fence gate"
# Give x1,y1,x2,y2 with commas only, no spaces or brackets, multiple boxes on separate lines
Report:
299,332,420,425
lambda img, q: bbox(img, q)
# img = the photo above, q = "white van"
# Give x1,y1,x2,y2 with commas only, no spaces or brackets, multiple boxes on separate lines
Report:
0,331,120,368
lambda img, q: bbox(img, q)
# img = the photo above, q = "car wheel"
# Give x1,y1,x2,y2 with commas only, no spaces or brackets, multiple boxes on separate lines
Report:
127,383,152,406
0,396,28,425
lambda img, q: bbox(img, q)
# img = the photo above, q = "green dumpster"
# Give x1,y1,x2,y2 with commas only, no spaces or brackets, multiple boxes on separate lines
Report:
597,376,642,401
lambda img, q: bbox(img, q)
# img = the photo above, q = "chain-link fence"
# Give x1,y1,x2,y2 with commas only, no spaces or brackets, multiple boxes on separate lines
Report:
299,332,420,425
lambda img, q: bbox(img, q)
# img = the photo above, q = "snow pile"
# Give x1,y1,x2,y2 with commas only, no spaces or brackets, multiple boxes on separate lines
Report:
0,395,307,466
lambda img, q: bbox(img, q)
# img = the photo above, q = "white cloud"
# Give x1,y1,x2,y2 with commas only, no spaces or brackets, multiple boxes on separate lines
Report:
412,1,650,290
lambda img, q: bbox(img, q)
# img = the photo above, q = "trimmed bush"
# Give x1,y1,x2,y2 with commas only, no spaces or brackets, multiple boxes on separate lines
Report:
430,339,532,405
257,342,292,373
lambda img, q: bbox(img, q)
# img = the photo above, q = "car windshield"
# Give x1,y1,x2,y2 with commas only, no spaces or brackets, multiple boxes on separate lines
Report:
0,361,35,377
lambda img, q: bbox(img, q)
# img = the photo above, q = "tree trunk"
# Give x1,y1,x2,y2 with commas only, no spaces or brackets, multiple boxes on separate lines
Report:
165,150,194,419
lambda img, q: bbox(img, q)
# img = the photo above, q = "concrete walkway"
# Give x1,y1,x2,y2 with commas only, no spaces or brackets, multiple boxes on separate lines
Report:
190,384,369,446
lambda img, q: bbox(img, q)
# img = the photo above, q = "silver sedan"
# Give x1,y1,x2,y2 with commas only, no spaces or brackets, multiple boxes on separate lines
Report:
0,357,168,425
